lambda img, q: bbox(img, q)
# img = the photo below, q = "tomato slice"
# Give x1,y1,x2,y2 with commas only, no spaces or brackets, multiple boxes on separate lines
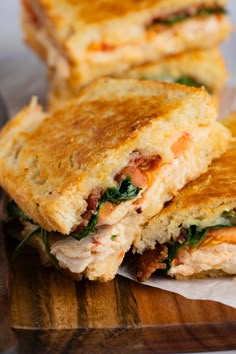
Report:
171,132,192,157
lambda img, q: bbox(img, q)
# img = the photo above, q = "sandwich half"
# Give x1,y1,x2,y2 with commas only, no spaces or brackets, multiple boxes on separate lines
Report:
136,116,236,281
48,47,228,111
123,47,228,106
22,0,231,101
0,78,231,281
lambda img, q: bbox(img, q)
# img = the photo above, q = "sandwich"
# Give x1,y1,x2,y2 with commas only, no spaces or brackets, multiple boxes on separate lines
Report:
123,47,228,107
21,0,231,107
48,47,228,111
135,115,236,282
0,78,231,281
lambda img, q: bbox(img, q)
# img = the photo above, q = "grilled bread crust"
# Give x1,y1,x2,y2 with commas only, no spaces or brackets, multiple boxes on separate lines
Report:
0,78,220,235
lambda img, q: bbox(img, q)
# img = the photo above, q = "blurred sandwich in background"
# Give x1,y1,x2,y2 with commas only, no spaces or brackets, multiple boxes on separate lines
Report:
21,0,231,110
49,48,228,110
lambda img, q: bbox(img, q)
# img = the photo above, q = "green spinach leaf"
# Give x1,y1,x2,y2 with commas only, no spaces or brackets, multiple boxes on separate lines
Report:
7,200,31,222
102,176,141,203
41,229,60,270
9,176,141,258
222,209,236,225
175,76,211,94
11,226,41,262
153,7,227,26
70,212,99,241
71,176,141,241
165,223,232,272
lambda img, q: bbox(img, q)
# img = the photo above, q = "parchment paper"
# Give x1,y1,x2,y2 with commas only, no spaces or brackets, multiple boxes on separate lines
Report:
118,260,236,309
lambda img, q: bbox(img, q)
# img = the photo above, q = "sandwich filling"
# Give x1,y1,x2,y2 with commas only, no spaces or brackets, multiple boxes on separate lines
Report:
136,209,236,281
8,126,218,278
147,6,226,27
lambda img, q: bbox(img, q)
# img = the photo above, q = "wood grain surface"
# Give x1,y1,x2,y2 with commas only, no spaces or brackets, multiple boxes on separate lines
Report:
0,225,17,354
7,238,236,354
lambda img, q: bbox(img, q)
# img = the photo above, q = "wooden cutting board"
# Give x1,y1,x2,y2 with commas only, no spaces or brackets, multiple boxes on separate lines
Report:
7,239,236,354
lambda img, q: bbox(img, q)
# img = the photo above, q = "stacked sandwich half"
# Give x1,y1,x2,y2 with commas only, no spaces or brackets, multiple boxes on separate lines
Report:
21,0,232,110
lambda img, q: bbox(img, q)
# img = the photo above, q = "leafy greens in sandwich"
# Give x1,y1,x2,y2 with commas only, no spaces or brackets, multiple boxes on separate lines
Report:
149,5,227,26
0,78,231,281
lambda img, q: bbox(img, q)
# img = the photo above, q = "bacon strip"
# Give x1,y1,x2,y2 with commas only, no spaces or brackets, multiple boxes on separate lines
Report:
136,244,168,282
116,153,161,188
76,153,161,231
